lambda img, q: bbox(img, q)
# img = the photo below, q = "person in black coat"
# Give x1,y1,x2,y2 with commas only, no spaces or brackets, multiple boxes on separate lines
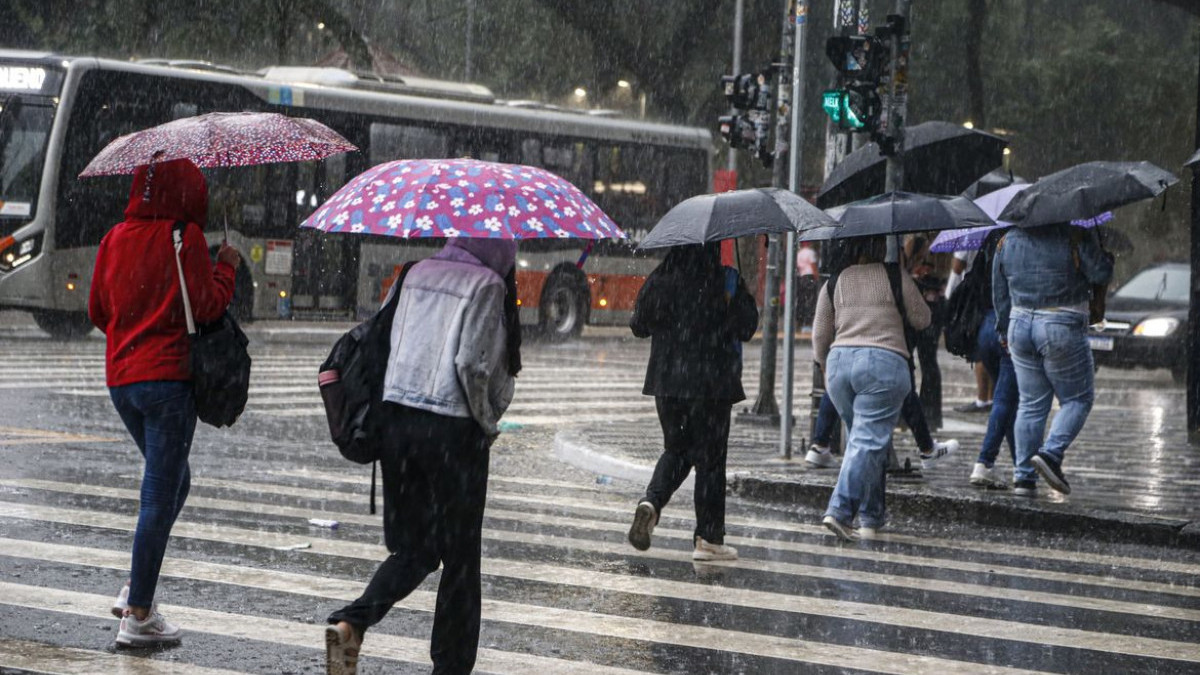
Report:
626,243,758,561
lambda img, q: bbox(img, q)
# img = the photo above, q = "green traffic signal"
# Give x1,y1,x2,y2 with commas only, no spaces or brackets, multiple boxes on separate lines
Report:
822,89,866,130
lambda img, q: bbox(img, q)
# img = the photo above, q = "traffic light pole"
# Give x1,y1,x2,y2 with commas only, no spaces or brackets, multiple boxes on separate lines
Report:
780,1,811,459
739,0,796,426
1188,43,1200,442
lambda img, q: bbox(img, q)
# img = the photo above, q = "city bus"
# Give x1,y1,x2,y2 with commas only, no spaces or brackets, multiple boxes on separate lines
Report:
0,51,712,339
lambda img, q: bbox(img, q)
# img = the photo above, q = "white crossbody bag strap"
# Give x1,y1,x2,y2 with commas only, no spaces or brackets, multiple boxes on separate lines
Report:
172,225,197,336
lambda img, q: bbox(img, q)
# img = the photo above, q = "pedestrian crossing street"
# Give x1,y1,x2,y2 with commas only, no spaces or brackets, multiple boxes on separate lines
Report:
2,338,1200,672
1,457,1199,673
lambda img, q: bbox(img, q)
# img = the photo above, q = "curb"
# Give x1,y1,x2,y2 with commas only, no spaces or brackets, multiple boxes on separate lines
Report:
729,474,1199,550
554,429,1200,551
553,430,694,491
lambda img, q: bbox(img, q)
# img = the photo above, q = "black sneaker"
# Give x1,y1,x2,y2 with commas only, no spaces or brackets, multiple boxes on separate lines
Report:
628,501,657,551
1013,480,1037,497
1031,452,1071,495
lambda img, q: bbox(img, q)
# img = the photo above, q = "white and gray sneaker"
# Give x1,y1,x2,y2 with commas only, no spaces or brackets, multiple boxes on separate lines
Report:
111,582,130,618
116,609,182,648
804,444,836,468
969,462,1009,489
692,536,738,561
920,440,959,469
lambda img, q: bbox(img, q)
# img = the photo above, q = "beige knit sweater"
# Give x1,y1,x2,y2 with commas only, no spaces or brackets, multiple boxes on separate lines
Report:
812,263,932,371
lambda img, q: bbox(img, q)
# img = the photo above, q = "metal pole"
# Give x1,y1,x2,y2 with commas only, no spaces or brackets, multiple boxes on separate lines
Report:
780,0,810,459
740,0,795,425
882,0,911,469
808,0,863,455
728,0,745,175
464,0,475,82
1188,44,1200,442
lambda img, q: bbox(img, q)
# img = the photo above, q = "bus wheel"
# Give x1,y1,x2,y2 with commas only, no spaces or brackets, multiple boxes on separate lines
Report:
32,310,94,340
539,271,588,341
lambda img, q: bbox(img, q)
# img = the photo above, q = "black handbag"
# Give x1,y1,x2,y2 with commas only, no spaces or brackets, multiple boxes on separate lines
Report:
171,223,252,428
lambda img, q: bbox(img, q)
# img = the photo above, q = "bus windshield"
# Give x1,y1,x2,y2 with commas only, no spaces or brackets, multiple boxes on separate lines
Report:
0,96,53,230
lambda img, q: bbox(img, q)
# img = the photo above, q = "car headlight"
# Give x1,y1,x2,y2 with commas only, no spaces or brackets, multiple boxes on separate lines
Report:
1133,317,1180,337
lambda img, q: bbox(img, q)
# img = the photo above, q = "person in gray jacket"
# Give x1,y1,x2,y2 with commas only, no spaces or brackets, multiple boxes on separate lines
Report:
325,237,519,675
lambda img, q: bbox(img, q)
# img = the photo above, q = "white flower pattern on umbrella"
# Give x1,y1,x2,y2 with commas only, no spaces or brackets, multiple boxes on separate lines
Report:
300,158,623,240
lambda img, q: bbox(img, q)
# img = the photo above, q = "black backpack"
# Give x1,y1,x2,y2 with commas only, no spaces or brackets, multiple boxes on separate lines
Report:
318,261,416,512
943,258,988,360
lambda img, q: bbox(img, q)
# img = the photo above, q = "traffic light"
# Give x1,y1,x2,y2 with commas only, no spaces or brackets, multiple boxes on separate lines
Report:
717,71,773,166
821,87,881,132
822,34,888,137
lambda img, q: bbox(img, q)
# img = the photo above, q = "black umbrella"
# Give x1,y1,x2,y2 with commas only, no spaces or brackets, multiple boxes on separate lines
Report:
997,161,1179,229
638,188,835,249
960,168,1026,199
800,192,994,242
815,121,1008,208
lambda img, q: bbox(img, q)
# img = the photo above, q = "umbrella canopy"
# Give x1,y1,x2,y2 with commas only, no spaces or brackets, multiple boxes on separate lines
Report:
960,168,1026,200
815,121,1008,208
300,159,623,239
931,183,1116,252
997,161,1178,228
79,112,357,177
800,191,994,242
1186,148,1200,169
637,188,835,249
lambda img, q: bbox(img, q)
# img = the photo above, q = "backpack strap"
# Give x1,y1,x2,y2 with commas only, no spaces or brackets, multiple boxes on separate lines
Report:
367,259,417,516
884,262,917,368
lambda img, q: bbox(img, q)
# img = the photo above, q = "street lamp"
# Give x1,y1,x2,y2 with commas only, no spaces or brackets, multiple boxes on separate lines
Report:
617,80,631,89
574,87,588,98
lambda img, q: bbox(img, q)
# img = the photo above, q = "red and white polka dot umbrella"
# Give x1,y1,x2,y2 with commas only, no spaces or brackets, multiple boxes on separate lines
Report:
78,111,357,177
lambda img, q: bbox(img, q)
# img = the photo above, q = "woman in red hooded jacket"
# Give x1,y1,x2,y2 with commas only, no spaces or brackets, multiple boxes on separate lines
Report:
88,158,241,648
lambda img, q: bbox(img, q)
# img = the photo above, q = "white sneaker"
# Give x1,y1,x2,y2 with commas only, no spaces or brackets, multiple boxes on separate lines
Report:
116,609,182,648
627,501,657,551
858,526,882,540
692,536,738,561
804,444,836,468
920,440,959,469
969,462,1008,489
822,515,859,542
111,582,130,619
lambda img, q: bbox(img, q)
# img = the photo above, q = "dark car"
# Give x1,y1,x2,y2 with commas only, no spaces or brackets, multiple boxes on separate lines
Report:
1089,262,1189,383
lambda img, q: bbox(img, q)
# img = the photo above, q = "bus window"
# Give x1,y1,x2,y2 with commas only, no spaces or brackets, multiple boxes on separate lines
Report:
520,138,541,166
369,122,450,163
0,98,53,233
592,144,664,243
56,70,261,250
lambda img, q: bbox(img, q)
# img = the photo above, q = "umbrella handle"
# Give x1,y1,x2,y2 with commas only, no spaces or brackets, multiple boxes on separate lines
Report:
576,241,595,269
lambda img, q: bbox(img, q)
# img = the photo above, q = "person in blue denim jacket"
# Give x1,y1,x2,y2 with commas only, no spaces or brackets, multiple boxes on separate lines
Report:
993,223,1113,496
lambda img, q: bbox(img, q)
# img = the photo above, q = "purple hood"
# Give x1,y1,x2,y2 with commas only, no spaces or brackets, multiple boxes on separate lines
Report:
443,238,517,276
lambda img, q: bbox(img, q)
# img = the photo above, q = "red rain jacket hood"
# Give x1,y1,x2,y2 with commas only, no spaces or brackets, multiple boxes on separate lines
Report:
88,159,235,387
124,157,209,225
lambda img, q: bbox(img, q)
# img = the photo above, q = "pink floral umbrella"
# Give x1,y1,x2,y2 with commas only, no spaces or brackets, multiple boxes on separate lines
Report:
300,159,625,240
79,112,357,177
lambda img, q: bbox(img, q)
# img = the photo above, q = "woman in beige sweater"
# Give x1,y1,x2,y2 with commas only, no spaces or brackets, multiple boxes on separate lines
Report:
811,237,931,540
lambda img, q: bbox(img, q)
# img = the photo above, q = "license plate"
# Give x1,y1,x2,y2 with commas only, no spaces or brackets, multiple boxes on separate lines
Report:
1088,336,1114,351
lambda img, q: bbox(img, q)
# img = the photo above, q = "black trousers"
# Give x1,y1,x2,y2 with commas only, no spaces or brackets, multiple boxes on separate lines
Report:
328,404,490,675
915,300,944,430
644,397,732,544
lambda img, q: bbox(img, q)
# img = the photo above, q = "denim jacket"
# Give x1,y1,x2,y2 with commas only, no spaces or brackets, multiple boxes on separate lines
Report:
992,223,1114,336
382,244,514,438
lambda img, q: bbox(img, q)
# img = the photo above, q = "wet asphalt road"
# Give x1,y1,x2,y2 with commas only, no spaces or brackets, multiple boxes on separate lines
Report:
0,333,1198,673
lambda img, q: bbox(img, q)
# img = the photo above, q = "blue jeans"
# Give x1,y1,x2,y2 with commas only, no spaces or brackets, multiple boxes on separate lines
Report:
823,347,911,529
1007,309,1094,483
815,378,932,452
976,311,1015,467
109,381,196,609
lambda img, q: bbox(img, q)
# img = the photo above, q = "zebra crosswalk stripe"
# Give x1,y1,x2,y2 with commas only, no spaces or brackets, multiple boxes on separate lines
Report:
0,485,1197,664
0,638,244,675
